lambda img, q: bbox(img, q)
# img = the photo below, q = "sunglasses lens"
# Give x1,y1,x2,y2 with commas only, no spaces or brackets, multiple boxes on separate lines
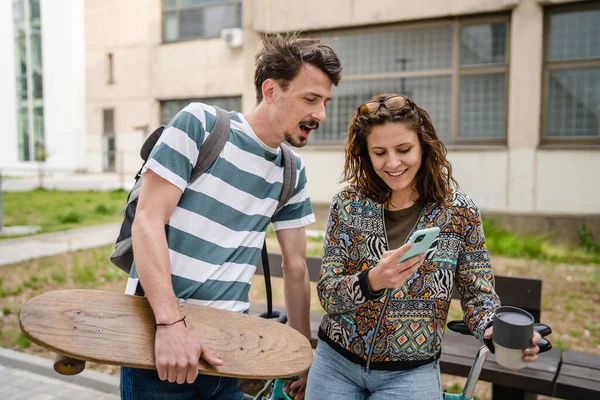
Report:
385,96,406,110
359,102,380,115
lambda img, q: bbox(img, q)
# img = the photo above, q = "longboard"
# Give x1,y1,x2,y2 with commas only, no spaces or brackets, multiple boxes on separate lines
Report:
19,289,313,379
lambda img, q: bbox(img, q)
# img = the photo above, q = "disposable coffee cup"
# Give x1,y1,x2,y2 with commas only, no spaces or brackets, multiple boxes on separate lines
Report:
492,306,534,370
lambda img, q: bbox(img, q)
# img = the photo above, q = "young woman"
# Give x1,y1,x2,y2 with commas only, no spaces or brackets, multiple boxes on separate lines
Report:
305,94,541,399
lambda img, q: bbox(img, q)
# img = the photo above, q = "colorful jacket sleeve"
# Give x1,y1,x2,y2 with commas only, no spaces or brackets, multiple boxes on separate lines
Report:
317,193,383,315
454,197,501,342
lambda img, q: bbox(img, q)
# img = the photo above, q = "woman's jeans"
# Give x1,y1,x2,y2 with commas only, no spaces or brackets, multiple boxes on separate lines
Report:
120,367,244,400
306,340,443,400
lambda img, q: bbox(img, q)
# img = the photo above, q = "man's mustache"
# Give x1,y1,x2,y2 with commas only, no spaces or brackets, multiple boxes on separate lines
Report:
300,120,319,130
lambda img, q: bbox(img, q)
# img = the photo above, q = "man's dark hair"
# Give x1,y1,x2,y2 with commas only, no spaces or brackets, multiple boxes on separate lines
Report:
254,33,342,103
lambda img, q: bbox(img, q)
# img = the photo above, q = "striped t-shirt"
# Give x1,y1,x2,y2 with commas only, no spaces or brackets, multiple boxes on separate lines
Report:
125,102,316,312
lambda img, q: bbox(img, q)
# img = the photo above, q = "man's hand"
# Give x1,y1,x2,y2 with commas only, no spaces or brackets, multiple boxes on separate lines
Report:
284,372,307,400
483,327,542,363
155,322,223,384
367,243,425,292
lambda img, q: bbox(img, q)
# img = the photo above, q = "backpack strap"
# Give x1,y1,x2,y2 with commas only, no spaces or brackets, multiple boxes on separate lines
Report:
189,106,231,183
140,126,165,162
276,143,297,212
262,143,298,318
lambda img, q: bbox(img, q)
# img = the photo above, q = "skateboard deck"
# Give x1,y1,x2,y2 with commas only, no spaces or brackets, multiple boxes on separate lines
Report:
19,289,313,379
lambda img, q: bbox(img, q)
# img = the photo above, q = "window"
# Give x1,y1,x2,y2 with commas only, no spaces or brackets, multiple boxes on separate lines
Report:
162,0,242,43
160,97,242,125
102,109,116,172
542,3,600,144
107,53,114,85
13,0,45,161
316,17,509,144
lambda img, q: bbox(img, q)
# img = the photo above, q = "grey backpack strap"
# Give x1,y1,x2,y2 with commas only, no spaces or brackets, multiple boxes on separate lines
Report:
277,143,297,212
189,106,231,183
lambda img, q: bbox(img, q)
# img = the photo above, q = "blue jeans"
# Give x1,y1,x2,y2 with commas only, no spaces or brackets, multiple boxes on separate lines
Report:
120,367,244,400
306,340,442,400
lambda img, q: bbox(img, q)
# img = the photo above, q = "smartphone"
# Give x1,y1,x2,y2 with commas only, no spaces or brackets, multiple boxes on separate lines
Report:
397,227,440,263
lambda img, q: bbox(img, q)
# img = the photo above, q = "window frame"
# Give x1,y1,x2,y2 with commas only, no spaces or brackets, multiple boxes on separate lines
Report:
540,2,600,146
311,14,511,146
455,15,511,146
161,0,242,43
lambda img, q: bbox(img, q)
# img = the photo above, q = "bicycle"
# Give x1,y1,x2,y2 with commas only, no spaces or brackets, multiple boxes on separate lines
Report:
240,317,553,400
442,319,552,400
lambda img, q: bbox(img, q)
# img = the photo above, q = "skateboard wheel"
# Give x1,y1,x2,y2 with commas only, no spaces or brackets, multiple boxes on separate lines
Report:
54,353,86,375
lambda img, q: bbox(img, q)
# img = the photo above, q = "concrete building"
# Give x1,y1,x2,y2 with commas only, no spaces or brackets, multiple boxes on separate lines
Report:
84,0,599,240
0,0,86,174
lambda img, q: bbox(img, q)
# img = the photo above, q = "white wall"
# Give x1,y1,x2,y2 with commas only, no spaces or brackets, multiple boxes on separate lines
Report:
0,0,19,169
41,0,86,171
536,151,600,214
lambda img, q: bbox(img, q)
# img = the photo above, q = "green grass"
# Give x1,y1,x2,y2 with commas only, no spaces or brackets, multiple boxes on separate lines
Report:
50,271,66,284
482,219,600,265
1,188,127,238
11,333,31,350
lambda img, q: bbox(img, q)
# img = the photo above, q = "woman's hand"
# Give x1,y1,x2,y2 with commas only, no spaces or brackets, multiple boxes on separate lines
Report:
367,243,425,292
483,327,542,363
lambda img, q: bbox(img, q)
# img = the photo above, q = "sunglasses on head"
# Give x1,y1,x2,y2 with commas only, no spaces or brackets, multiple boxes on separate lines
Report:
357,95,410,116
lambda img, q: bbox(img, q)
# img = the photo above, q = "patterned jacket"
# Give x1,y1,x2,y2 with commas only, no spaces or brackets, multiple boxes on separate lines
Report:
317,185,501,370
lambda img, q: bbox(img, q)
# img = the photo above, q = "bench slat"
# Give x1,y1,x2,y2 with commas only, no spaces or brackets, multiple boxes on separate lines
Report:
555,366,600,399
554,350,600,399
561,350,600,370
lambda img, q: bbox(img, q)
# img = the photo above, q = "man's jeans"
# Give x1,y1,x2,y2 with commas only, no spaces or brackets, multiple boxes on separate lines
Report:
120,367,244,400
306,340,443,400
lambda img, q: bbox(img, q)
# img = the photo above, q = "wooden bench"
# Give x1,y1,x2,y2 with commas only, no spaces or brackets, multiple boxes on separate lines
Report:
254,253,599,399
553,350,600,399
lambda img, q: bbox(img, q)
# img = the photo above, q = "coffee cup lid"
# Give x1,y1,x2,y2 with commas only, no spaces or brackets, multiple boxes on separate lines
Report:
493,306,534,349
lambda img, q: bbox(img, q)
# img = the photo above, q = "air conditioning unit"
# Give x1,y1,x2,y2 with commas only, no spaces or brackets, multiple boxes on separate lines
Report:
221,28,244,48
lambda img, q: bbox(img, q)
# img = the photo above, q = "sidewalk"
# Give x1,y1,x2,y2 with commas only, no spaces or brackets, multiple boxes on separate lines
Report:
0,223,120,266
0,347,118,399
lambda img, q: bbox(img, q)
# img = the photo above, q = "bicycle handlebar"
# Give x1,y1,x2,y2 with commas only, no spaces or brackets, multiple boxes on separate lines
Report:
446,320,553,353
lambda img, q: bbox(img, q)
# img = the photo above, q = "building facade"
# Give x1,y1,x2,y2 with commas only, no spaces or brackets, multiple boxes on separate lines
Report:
84,0,599,239
0,0,86,173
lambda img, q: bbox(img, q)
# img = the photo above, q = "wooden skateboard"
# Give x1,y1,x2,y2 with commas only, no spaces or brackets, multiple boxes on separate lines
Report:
19,289,313,379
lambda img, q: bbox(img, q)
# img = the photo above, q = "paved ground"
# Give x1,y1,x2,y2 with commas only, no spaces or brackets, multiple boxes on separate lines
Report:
0,223,120,266
0,347,119,399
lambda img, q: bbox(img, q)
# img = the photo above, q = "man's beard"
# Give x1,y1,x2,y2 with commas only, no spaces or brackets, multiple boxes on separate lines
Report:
284,131,308,148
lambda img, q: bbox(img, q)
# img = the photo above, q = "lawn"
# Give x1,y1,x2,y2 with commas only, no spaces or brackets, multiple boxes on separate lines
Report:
1,189,127,238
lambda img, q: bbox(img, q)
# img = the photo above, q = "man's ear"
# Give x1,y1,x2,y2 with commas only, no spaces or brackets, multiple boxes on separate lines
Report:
262,79,277,104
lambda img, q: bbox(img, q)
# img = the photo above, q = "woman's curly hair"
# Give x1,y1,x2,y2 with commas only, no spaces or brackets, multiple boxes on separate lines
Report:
343,93,458,205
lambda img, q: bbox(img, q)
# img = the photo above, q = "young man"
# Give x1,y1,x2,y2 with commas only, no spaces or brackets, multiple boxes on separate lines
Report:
121,34,342,400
